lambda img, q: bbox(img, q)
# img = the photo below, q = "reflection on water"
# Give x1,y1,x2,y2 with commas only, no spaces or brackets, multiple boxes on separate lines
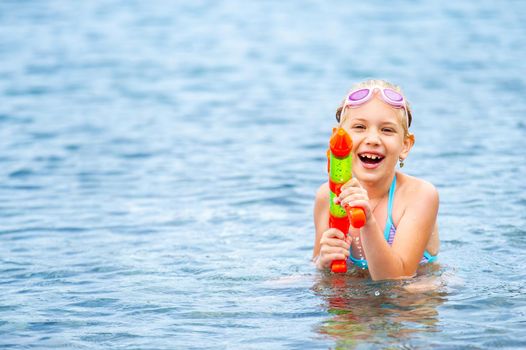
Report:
1,0,525,348
313,267,447,348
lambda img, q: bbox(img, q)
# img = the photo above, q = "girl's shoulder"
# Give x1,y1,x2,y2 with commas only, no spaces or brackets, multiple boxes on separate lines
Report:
396,172,439,205
315,181,330,203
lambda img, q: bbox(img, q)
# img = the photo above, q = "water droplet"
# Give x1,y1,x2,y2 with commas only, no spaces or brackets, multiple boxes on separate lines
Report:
374,291,380,296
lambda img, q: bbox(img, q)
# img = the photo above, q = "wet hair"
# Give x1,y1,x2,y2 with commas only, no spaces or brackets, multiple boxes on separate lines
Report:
335,79,413,134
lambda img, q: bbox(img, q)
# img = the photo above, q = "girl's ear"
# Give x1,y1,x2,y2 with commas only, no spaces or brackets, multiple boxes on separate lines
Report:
400,133,415,159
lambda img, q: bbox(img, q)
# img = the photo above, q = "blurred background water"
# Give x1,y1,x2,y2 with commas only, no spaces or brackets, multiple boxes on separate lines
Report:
0,0,525,349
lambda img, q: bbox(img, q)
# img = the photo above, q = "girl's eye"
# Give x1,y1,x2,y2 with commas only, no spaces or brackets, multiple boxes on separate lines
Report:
382,128,395,133
352,124,366,130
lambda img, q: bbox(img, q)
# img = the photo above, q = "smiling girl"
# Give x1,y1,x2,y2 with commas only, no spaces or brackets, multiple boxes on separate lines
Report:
313,79,440,281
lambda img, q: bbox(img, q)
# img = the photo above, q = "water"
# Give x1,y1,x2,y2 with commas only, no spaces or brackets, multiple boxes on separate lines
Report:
1,1,525,348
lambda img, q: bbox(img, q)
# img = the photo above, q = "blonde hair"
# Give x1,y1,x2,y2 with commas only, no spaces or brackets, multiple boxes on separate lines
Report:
335,79,413,137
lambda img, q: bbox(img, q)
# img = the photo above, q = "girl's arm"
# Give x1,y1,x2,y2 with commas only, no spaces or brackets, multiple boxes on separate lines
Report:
313,183,330,259
359,180,438,280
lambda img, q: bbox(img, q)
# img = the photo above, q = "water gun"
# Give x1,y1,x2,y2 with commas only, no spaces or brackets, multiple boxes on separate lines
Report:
327,127,366,273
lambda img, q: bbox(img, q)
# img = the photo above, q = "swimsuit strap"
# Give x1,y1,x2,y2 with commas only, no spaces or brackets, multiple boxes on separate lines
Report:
383,175,397,241
422,250,437,263
387,175,397,219
348,254,368,269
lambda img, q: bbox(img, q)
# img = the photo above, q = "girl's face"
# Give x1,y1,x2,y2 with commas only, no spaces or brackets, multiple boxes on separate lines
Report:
341,94,413,183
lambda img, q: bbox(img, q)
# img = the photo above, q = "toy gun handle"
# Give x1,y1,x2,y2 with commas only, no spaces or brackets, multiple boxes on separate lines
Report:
347,207,366,229
330,207,366,273
330,260,348,273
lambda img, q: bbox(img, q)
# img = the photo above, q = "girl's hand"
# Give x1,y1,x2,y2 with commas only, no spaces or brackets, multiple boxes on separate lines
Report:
316,228,351,270
334,178,374,220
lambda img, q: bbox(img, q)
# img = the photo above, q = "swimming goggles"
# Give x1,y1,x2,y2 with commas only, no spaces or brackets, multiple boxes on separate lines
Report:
340,87,409,126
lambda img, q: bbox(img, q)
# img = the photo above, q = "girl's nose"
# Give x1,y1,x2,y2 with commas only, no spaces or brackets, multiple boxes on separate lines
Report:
364,129,381,145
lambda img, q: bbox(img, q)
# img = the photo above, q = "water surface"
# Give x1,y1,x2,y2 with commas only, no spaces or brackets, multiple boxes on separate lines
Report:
1,1,525,349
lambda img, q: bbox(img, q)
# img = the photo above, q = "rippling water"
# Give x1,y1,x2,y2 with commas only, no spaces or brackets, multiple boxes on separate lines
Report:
1,1,525,349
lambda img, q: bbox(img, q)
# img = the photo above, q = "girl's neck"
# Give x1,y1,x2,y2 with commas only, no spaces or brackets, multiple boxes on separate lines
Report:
360,171,396,200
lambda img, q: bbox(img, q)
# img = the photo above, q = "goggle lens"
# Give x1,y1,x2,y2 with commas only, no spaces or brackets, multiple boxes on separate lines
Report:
383,88,403,103
348,88,370,101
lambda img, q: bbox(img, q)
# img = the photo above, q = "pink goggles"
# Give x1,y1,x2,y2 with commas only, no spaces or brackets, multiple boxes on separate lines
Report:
340,87,409,126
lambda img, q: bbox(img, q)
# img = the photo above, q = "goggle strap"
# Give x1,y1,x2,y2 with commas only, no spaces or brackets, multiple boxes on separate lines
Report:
342,87,409,128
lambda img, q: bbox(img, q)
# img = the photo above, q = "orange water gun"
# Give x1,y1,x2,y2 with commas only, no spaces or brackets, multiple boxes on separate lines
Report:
327,128,366,273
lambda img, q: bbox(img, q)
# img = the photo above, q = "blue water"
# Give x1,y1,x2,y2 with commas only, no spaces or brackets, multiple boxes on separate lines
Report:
1,1,525,349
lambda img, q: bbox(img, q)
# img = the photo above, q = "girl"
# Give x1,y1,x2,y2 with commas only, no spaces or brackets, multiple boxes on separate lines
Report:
313,79,440,281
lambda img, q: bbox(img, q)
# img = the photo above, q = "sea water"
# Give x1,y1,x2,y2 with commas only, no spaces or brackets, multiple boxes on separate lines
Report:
1,1,525,349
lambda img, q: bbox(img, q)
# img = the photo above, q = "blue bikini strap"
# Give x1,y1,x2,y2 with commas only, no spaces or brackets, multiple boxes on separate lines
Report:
387,175,396,219
383,175,397,240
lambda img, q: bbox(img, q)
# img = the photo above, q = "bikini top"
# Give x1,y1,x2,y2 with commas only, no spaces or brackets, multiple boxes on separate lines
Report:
349,175,437,269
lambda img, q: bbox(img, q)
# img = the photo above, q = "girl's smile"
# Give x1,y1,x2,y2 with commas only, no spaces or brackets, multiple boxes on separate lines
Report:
357,151,385,169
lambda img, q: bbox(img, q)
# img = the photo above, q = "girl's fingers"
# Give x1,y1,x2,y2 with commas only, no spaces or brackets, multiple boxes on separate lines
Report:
342,199,369,209
320,237,350,251
341,197,368,209
319,252,349,266
322,228,345,240
337,186,368,205
340,185,363,195
343,199,373,219
320,244,350,256
334,192,366,206
340,178,361,191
